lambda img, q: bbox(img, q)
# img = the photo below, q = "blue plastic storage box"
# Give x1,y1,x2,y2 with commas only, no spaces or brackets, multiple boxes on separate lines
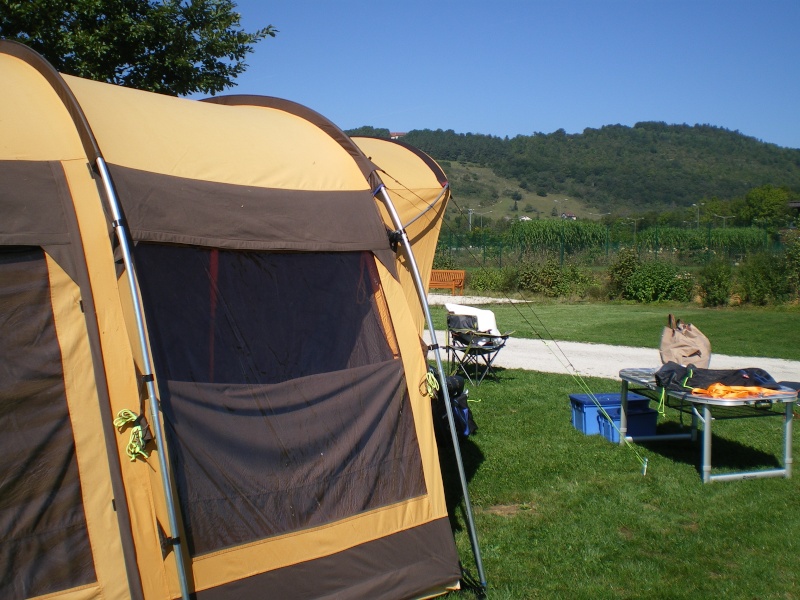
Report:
569,392,648,435
598,405,658,443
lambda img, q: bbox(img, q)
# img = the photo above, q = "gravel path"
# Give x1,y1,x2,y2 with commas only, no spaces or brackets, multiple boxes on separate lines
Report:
424,294,800,383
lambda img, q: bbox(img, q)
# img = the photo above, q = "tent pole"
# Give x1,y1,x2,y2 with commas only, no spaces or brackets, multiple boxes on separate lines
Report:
95,157,192,600
375,184,487,590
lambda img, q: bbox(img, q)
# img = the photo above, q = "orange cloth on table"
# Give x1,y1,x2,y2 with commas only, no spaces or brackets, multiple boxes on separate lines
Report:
691,383,787,399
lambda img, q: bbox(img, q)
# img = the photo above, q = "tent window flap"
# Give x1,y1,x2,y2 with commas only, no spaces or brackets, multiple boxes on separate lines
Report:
162,362,425,555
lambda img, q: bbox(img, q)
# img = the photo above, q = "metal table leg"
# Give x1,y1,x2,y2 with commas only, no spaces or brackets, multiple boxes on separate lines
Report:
702,405,713,484
784,401,794,478
619,380,628,447
703,401,792,483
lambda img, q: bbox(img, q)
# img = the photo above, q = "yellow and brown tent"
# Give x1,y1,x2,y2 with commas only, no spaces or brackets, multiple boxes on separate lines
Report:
351,135,450,337
0,41,463,599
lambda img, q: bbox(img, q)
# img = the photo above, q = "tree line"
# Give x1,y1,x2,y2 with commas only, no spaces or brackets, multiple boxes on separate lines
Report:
347,123,800,222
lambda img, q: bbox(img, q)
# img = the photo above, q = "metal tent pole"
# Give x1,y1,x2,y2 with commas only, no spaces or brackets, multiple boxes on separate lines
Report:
375,184,487,589
95,157,192,600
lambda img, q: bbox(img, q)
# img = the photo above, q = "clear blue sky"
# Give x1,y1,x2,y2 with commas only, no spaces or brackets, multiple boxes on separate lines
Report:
220,0,800,149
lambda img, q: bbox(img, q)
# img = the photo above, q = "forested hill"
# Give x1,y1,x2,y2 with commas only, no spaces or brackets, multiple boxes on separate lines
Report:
348,122,800,212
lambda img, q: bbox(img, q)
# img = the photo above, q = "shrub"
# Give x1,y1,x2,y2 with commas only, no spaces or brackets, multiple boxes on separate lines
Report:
517,260,595,298
562,263,596,297
698,258,733,307
432,252,456,270
623,261,694,303
533,260,570,297
516,262,537,292
518,260,561,296
468,267,517,293
784,233,800,300
737,252,789,305
607,248,640,298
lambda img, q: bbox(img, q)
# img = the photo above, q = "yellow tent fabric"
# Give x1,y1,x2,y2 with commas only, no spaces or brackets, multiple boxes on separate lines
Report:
0,41,461,600
351,136,451,336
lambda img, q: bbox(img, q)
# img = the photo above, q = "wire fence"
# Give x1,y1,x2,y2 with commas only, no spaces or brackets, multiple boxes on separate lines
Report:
436,222,784,270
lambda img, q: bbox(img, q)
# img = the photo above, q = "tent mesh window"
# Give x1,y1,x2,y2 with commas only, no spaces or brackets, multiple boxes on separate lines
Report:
0,247,95,599
135,245,426,555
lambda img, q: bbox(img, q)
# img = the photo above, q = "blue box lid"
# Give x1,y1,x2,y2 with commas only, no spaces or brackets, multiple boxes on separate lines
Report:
569,392,646,406
602,405,658,419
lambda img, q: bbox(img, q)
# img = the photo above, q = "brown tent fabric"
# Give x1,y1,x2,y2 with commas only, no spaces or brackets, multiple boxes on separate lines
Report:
0,41,461,599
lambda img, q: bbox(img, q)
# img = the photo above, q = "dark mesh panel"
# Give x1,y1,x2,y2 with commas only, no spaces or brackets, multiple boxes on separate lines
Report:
134,246,394,384
0,248,95,599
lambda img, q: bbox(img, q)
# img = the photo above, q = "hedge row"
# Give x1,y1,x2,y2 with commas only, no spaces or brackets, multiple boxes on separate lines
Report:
439,233,800,305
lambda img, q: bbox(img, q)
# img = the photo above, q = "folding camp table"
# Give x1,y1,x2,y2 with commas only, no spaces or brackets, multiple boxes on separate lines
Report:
619,367,797,483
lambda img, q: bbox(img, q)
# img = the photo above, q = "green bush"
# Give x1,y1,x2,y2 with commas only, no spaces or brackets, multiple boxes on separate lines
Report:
517,260,595,298
516,262,537,292
784,233,800,300
432,252,456,270
737,252,789,305
698,258,733,307
623,261,694,303
607,248,640,298
467,267,517,293
562,263,596,297
518,261,560,296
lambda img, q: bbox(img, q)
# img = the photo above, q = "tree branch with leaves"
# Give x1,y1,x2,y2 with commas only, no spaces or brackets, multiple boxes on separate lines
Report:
0,0,276,95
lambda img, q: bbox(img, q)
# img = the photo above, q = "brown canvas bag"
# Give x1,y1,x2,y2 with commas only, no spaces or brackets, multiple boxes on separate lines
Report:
659,314,711,368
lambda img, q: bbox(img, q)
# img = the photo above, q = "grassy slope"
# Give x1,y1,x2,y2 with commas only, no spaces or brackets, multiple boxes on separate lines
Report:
443,161,592,223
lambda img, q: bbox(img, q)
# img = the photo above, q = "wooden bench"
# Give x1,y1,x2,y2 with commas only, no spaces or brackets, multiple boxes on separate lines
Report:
429,269,465,295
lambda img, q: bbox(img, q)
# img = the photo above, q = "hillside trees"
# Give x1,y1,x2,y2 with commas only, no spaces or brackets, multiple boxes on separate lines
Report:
346,126,391,138
401,123,800,215
403,129,507,164
0,0,275,95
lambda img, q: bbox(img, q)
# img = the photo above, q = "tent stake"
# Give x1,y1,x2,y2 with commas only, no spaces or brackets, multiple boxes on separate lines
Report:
375,184,487,590
96,157,192,600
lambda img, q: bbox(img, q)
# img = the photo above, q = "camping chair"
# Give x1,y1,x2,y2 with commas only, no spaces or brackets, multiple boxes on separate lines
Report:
445,303,511,386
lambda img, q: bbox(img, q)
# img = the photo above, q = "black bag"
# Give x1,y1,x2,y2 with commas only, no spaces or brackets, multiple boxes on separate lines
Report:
429,369,477,437
449,390,478,437
655,361,780,393
442,373,465,398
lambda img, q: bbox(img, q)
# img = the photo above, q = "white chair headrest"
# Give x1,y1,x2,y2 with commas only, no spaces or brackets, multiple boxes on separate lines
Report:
445,303,500,335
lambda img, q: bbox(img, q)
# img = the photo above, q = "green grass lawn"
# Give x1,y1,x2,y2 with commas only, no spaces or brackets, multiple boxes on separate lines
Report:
440,370,800,599
430,301,800,361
